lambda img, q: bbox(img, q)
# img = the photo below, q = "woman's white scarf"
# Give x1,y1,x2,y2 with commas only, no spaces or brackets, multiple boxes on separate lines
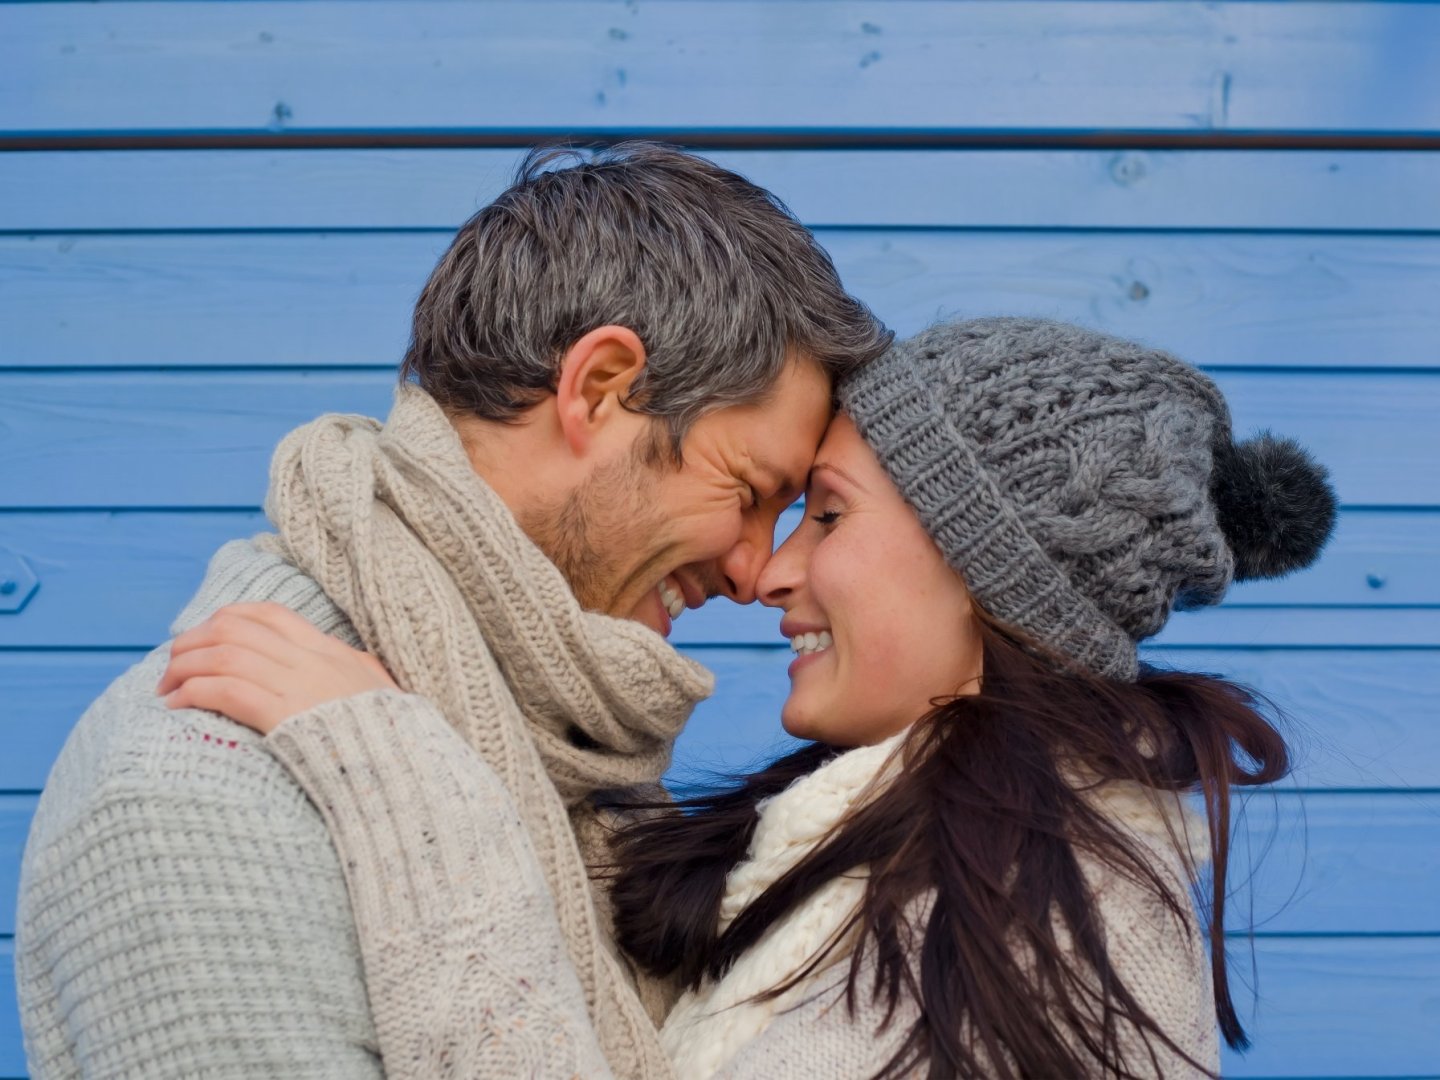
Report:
661,731,909,1078
659,731,1209,1079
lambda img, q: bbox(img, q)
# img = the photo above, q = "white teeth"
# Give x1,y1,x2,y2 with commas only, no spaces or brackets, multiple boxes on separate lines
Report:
790,630,834,657
658,579,684,620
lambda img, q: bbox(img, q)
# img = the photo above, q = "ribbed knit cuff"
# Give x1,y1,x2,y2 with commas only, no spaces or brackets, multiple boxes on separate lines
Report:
265,689,544,933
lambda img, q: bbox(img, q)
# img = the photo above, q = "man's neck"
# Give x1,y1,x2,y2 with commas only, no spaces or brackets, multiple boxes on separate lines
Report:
447,410,563,527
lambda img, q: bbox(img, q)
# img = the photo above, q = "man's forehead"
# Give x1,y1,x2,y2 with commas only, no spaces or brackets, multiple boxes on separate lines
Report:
748,444,810,500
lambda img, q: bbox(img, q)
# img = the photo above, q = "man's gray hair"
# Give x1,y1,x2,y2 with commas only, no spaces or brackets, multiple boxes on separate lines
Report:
401,142,892,454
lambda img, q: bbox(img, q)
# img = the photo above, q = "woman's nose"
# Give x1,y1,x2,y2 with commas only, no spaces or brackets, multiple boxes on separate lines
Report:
758,528,808,608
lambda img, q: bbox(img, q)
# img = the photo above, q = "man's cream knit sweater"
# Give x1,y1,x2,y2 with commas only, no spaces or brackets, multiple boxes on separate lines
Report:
17,541,390,1078
18,388,717,1079
15,537,703,1079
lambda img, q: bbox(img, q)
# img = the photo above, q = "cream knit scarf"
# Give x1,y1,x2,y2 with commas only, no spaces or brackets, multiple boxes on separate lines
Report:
260,384,714,1080
660,732,1209,1079
662,731,908,1079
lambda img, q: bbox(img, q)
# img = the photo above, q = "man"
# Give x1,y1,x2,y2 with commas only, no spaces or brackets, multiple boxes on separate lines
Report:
15,142,889,1078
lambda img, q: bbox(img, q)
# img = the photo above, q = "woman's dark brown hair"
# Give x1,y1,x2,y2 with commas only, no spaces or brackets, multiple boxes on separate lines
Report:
604,611,1289,1079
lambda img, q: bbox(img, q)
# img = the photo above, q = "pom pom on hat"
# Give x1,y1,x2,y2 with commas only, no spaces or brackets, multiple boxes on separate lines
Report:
1211,433,1338,581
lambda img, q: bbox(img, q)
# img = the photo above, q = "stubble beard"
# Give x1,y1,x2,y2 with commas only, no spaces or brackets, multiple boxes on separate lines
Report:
520,445,670,617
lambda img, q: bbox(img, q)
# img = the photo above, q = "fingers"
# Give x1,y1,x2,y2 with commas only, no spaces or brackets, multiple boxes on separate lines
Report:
211,603,399,689
215,601,336,649
170,608,298,663
163,675,287,734
160,602,400,734
157,642,291,698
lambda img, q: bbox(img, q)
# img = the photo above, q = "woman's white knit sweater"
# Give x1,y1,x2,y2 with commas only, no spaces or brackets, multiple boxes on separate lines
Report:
265,702,1221,1078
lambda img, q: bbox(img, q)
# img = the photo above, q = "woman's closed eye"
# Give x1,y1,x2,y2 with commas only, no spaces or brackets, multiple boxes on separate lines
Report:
811,509,841,526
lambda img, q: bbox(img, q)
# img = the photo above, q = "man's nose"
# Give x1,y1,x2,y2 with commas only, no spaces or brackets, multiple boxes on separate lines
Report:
716,537,768,605
715,517,779,605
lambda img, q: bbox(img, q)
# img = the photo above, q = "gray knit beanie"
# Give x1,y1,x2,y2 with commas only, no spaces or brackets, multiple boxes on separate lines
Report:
839,317,1337,681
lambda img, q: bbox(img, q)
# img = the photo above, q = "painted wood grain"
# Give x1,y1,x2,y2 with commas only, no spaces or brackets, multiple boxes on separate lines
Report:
5,645,1439,793
0,800,30,935
0,511,267,649
0,939,14,1080
0,934,1435,1079
9,149,1440,233
0,790,1433,939
1,369,1431,510
5,512,1440,651
677,647,1440,792
1222,792,1440,936
8,230,1440,370
0,651,145,791
1219,937,1440,1077
1144,648,1440,791
4,2,1438,137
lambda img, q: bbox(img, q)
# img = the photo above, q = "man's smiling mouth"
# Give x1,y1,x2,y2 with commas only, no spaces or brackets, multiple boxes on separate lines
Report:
659,576,686,620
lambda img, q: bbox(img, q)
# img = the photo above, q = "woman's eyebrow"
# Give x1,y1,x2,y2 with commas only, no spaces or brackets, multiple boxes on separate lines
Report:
809,461,864,491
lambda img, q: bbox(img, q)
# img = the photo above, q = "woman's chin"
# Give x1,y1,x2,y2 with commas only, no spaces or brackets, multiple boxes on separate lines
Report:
779,705,819,743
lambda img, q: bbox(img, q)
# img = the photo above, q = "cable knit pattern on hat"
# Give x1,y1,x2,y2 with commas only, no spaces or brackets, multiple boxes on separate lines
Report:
841,318,1238,681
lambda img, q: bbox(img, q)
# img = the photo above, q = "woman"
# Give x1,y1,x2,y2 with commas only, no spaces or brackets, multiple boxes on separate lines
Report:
162,317,1336,1078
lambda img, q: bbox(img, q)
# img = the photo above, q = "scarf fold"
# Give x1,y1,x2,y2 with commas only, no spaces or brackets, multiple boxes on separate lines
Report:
261,384,714,1079
662,732,907,1079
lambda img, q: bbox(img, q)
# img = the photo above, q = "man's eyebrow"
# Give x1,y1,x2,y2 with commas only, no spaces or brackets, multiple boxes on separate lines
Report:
751,457,804,500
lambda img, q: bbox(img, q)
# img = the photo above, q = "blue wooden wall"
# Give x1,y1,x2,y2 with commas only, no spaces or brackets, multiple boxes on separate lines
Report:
3,2,1439,1076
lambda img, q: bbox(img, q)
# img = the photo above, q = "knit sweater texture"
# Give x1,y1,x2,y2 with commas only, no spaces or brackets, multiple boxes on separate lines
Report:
260,701,1221,1079
16,386,713,1078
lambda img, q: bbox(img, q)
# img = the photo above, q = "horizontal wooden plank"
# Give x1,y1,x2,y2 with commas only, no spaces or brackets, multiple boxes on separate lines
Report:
0,371,403,509
0,511,268,650
1144,648,1440,791
0,799,30,935
7,230,1440,370
4,2,1439,138
8,149,1440,233
1228,510,1440,606
0,931,1434,1079
1223,792,1440,936
1,789,1433,938
3,510,1440,651
1,369,1431,510
0,939,15,1079
0,652,144,791
6,644,1439,794
1220,937,1440,1077
679,647,1440,791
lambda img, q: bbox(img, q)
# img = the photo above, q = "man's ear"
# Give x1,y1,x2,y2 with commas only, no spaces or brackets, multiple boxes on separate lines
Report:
553,325,647,457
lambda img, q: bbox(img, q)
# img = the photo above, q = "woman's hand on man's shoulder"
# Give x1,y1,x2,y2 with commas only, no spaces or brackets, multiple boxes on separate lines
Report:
156,601,399,735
